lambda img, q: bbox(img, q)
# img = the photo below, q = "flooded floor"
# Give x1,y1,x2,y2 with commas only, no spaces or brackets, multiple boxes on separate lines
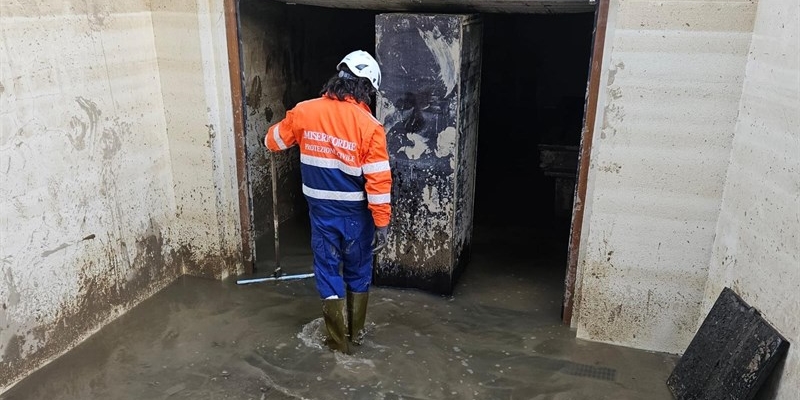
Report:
1,224,678,399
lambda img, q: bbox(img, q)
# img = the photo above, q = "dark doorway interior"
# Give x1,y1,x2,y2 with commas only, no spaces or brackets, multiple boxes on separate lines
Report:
473,12,595,265
277,6,379,109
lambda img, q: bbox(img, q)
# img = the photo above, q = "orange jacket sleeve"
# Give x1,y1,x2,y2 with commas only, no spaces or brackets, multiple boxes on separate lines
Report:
362,125,392,227
265,109,298,151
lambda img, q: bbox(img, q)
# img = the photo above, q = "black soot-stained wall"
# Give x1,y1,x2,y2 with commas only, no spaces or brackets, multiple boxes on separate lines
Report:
375,13,483,295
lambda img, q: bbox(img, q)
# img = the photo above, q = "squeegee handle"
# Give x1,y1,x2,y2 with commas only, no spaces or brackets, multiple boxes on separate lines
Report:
270,153,280,269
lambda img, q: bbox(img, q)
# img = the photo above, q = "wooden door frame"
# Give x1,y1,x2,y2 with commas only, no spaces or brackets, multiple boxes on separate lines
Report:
562,0,610,325
224,0,255,274
221,0,610,289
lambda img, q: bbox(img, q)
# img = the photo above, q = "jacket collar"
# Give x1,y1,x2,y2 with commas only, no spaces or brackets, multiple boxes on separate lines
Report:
344,96,372,113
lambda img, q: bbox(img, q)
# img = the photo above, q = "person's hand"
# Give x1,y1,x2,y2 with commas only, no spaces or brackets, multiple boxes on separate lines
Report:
372,226,389,254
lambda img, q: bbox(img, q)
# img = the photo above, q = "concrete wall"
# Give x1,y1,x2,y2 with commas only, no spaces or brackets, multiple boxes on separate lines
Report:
574,0,757,353
703,0,799,395
151,0,243,277
0,0,241,391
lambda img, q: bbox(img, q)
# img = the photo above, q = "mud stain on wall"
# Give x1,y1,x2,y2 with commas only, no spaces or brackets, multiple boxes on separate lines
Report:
246,75,263,115
600,61,625,139
3,268,21,308
2,44,171,391
0,222,181,387
1,227,239,387
86,4,112,31
579,256,704,349
68,97,101,151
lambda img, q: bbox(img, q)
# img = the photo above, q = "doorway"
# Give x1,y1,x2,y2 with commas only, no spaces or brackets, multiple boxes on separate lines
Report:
236,1,380,278
231,0,597,322
473,12,595,317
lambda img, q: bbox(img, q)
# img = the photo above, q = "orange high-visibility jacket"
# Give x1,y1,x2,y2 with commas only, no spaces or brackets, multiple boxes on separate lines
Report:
265,96,392,227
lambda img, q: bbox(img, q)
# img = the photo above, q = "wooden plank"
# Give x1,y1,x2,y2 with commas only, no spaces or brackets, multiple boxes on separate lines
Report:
224,0,254,273
667,287,790,400
563,0,608,325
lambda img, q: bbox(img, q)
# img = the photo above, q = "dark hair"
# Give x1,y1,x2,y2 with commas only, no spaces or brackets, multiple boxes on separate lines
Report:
320,66,376,107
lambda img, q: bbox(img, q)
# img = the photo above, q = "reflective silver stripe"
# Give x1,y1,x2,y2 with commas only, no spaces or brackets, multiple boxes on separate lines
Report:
301,154,362,176
362,160,390,175
303,184,366,201
367,193,391,204
273,125,288,150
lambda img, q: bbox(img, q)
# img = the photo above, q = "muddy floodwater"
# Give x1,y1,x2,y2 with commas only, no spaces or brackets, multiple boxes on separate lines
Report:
1,226,678,399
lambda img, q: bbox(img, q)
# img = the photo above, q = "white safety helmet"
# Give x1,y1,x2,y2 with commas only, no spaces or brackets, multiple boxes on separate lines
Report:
337,50,381,90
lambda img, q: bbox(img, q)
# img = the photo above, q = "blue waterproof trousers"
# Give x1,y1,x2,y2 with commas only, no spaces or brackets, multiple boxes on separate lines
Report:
310,209,375,299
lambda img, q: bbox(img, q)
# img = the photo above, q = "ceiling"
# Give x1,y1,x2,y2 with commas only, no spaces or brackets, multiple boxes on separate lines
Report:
272,0,596,14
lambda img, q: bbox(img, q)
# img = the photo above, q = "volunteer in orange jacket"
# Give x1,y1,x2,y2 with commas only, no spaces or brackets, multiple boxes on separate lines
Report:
265,50,391,354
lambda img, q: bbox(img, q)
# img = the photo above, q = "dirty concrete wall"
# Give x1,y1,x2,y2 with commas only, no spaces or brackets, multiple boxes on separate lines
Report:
703,0,799,395
238,0,298,265
0,0,241,391
151,0,243,278
573,0,757,353
375,14,482,295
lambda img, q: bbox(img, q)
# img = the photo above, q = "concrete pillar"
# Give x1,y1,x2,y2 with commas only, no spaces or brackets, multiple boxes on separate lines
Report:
375,13,483,295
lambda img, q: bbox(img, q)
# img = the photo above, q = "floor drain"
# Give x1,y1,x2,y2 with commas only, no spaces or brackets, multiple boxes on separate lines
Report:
562,362,617,381
523,356,618,382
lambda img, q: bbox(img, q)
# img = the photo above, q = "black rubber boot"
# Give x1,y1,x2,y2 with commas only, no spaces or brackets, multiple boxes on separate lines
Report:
347,291,369,345
322,298,351,354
